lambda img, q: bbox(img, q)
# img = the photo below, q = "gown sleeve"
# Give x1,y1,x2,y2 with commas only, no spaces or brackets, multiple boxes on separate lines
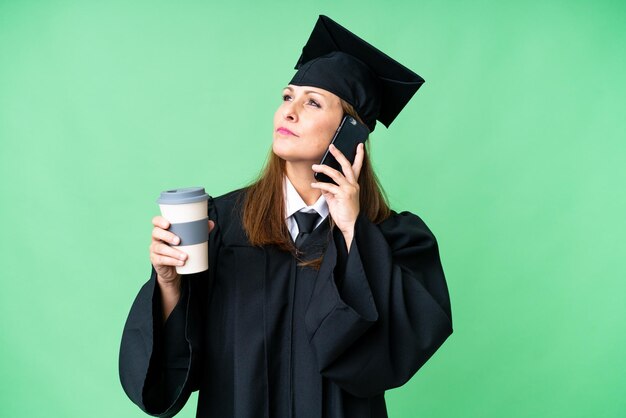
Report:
304,210,453,398
118,198,219,417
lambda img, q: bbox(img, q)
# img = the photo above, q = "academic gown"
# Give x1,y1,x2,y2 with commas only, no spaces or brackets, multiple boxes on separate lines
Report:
119,189,453,418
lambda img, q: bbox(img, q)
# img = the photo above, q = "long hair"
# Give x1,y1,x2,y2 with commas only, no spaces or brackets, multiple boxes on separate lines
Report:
242,100,390,259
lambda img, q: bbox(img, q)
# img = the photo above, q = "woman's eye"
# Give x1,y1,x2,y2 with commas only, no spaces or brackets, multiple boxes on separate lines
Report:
282,94,292,101
307,99,320,108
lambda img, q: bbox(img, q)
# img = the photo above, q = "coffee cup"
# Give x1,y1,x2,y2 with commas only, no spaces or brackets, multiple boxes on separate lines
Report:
157,187,209,274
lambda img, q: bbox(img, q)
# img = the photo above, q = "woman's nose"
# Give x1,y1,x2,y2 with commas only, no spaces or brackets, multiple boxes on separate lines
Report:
283,102,298,122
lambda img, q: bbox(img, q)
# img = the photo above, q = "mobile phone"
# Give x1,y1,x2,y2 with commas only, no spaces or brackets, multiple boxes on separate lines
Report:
314,115,370,184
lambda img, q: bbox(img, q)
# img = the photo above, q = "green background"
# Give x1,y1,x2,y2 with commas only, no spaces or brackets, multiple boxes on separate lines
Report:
1,0,624,417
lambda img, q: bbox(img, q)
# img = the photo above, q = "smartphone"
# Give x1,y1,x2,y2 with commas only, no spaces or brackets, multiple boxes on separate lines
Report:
314,115,370,184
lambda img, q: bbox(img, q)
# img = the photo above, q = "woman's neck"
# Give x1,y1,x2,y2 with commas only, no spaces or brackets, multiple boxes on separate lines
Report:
285,161,322,206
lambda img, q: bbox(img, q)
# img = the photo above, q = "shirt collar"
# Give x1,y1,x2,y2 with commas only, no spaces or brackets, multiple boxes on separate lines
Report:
284,176,329,220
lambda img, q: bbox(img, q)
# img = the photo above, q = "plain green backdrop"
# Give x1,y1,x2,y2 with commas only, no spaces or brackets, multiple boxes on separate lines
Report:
1,0,624,417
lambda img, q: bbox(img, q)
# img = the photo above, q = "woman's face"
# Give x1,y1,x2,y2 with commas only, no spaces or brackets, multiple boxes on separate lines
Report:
272,85,343,165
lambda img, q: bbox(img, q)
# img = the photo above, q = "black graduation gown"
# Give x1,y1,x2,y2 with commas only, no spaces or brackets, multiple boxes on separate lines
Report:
119,189,453,418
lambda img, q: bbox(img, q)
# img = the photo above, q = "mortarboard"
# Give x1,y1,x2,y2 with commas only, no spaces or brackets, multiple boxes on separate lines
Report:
289,15,425,132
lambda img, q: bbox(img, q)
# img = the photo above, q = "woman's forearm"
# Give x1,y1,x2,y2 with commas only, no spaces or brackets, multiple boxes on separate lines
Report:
158,275,181,322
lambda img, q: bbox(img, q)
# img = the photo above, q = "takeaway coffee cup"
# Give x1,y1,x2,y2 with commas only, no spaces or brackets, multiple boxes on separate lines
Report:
157,187,209,275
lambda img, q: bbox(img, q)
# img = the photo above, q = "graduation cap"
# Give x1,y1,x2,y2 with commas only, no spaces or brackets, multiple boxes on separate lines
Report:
289,15,425,132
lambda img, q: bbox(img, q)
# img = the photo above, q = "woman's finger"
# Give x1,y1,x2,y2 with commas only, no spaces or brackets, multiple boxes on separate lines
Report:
152,226,181,246
311,163,349,186
152,242,187,261
150,252,186,267
352,143,365,181
152,215,170,230
328,144,357,184
311,181,342,195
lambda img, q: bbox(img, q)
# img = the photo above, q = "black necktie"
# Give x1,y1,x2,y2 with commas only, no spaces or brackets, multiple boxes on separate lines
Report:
293,211,320,249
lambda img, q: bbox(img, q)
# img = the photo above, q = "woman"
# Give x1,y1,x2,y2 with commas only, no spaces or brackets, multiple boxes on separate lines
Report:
120,15,452,418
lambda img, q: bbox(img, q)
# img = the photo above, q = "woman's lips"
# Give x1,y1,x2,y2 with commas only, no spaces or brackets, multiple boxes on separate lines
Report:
276,127,298,137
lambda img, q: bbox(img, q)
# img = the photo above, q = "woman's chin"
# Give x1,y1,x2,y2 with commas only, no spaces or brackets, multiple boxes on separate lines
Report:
273,142,324,165
272,142,297,161
275,152,316,165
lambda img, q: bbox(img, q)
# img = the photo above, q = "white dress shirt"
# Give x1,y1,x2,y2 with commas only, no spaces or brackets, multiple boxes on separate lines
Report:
284,176,329,241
